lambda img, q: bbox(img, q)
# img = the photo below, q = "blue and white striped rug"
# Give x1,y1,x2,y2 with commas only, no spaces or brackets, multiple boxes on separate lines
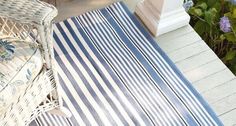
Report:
30,2,222,126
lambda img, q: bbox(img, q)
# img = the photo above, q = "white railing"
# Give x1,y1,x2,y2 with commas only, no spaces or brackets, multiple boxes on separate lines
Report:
135,0,192,36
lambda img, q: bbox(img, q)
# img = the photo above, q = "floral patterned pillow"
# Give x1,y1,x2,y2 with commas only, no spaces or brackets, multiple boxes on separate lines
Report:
0,39,15,61
0,37,42,113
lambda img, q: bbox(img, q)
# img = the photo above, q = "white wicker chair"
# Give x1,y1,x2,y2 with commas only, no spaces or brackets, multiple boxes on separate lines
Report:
0,0,70,125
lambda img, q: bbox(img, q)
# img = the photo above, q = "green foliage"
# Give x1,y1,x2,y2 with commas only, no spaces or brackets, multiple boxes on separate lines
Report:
188,0,236,75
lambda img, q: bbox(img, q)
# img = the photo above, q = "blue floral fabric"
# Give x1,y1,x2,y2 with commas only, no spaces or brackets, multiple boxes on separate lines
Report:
0,39,15,61
0,37,42,112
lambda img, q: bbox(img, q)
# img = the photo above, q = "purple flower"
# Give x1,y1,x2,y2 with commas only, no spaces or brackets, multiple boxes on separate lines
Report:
230,0,236,5
220,16,231,33
183,1,194,11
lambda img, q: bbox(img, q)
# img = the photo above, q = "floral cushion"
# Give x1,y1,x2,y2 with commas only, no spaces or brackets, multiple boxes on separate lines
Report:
0,37,43,112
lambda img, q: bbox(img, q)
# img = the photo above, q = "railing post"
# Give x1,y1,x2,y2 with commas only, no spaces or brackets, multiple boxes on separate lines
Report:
135,0,190,36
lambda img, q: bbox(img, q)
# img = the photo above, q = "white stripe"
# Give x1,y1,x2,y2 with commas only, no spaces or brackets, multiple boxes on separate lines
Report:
68,17,147,125
54,56,98,125
58,116,68,126
91,10,185,126
62,20,136,125
83,11,186,125
56,76,86,126
42,113,53,126
38,114,48,126
80,13,168,125
59,21,136,125
55,115,65,126
35,119,42,126
106,4,197,124
62,117,71,126
48,114,61,126
54,116,65,126
67,118,74,126
78,15,159,125
54,38,112,125
55,23,124,125
113,3,215,125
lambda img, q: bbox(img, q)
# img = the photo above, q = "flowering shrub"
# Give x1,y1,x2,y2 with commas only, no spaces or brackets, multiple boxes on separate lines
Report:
188,0,236,75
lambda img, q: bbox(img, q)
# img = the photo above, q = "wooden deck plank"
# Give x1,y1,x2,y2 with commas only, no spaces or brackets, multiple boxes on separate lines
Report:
168,41,209,63
202,79,236,104
194,69,235,93
183,59,226,83
156,25,194,42
212,86,236,115
175,50,218,73
156,25,236,125
219,108,236,126
158,26,236,125
157,31,201,53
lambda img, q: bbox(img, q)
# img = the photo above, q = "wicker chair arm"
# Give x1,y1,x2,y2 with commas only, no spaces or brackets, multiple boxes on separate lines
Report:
0,0,58,25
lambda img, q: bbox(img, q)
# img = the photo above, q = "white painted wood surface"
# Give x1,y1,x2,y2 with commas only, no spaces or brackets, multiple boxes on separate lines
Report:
135,0,190,36
156,25,236,125
55,0,236,125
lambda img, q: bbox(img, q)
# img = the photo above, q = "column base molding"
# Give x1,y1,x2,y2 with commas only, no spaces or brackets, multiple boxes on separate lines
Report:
135,0,190,36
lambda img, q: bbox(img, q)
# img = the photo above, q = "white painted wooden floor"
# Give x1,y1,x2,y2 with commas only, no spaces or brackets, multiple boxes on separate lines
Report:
157,25,236,126
55,0,236,125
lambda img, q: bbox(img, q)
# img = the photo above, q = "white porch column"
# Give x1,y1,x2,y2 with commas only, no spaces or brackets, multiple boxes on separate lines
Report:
135,0,190,36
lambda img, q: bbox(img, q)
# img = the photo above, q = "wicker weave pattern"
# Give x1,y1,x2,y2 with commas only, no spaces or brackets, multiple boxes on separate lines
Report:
0,0,57,25
0,70,57,126
0,0,61,125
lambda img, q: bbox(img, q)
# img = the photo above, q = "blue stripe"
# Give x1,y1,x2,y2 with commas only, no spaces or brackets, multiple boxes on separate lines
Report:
63,102,78,126
43,113,55,125
50,114,63,126
29,120,38,126
54,51,91,125
78,12,171,125
111,3,210,125
103,3,217,125
103,4,198,125
91,7,198,125
90,9,185,125
35,119,42,126
57,72,90,125
56,22,124,124
70,16,154,125
62,19,135,125
117,2,223,125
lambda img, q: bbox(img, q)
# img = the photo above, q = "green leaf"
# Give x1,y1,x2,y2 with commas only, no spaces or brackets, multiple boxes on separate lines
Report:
207,0,217,7
232,8,236,18
225,50,236,61
204,8,217,25
213,2,221,12
224,33,236,42
197,2,208,10
232,22,236,31
188,7,197,16
224,12,232,17
220,34,226,40
194,8,203,16
211,8,217,14
194,20,206,35
189,7,204,17
205,12,212,25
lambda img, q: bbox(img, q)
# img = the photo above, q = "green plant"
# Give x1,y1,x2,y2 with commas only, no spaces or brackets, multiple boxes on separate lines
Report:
188,0,236,75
